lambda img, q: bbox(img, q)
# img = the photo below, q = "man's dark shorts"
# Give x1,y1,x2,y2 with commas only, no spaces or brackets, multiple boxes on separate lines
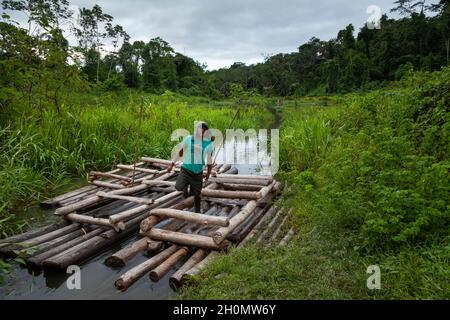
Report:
175,167,203,212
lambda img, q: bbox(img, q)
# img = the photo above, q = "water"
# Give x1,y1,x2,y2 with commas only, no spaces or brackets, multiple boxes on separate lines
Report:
0,108,282,300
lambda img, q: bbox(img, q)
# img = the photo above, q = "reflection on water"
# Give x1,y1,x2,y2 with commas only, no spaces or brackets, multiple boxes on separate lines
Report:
215,132,276,176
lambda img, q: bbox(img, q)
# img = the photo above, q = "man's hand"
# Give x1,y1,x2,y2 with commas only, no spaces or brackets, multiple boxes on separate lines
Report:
204,164,212,183
167,162,175,173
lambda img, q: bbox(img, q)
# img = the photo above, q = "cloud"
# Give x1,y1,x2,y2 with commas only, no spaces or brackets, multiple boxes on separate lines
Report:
4,0,409,70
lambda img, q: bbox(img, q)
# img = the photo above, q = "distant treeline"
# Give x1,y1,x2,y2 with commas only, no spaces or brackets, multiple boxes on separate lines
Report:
1,0,449,109
211,1,450,96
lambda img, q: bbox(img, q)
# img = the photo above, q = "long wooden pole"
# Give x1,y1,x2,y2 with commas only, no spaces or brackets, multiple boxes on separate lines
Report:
237,206,277,247
105,237,164,268
212,200,258,244
255,209,284,245
145,228,230,250
169,249,208,289
55,172,175,216
279,228,295,247
115,245,179,290
149,208,230,227
65,213,125,232
181,251,220,281
149,246,189,282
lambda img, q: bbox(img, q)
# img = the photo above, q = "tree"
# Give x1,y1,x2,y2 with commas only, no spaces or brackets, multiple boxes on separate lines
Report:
2,0,72,35
391,0,428,15
73,4,113,82
430,0,450,66
141,37,176,91
105,23,129,79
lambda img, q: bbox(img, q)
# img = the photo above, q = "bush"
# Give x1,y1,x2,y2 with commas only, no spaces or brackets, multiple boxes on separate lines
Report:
282,68,450,251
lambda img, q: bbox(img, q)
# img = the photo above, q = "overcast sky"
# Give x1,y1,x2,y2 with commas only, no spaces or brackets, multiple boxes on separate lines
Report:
4,0,415,70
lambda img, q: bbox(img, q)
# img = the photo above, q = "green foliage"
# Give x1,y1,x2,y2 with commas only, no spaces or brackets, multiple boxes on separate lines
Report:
281,69,450,251
181,69,449,300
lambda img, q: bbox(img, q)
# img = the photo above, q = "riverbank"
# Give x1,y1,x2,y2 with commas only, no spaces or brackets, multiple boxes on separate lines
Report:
179,69,450,300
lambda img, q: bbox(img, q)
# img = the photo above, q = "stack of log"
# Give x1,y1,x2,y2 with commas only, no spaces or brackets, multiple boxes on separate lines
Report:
0,157,296,292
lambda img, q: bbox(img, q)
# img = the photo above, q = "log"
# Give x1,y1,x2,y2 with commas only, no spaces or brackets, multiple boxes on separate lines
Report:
131,173,160,184
0,221,70,249
15,224,81,247
202,197,248,207
58,188,106,206
90,171,132,183
149,209,230,227
88,180,126,190
169,249,208,289
115,245,179,290
65,213,125,232
279,228,295,247
201,189,259,200
218,164,231,173
108,190,184,225
145,229,229,250
116,164,159,175
41,166,145,208
224,167,238,175
149,246,189,282
238,206,277,247
181,251,220,280
107,191,175,225
142,180,176,187
148,186,176,193
196,207,232,236
27,228,105,267
215,174,273,181
96,191,154,205
210,177,270,186
212,200,258,244
43,194,183,269
268,215,289,245
55,172,174,215
221,184,262,191
144,182,257,200
139,183,220,233
25,226,96,256
108,205,151,225
256,181,276,199
105,237,164,268
40,185,98,208
141,157,173,166
255,209,284,245
228,207,264,242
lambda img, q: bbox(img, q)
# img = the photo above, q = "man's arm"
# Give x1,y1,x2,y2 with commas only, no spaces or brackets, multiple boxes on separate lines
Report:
203,144,214,182
167,148,184,173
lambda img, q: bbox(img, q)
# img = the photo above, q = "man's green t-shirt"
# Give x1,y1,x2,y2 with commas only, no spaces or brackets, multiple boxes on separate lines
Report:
181,135,214,174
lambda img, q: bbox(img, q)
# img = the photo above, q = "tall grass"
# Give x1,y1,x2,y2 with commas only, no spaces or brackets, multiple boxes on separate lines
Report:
0,90,271,238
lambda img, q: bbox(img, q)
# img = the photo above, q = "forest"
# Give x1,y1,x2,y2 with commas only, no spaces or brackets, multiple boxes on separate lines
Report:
0,0,448,300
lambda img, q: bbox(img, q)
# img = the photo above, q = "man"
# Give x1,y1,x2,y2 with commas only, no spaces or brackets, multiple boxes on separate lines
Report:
167,122,214,213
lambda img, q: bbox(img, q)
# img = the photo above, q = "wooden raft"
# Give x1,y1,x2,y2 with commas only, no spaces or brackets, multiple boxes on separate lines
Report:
0,157,296,291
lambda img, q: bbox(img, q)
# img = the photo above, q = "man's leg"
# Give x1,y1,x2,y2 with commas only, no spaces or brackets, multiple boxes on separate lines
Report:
175,169,190,198
189,173,203,213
